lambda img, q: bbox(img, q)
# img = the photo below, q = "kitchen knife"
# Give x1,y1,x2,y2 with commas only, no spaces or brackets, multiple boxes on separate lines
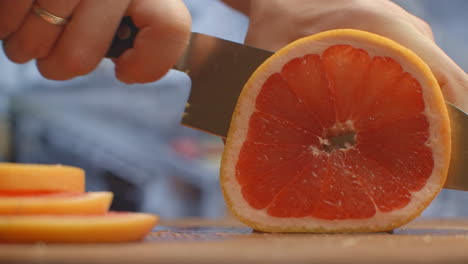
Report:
107,17,468,191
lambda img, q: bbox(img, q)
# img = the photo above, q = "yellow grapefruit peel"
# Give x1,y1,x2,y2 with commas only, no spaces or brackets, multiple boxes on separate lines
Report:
0,213,158,243
0,192,113,215
0,163,85,192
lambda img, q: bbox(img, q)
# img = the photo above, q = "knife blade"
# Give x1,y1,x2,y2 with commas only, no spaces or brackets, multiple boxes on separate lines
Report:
107,17,468,191
175,32,272,137
445,102,468,191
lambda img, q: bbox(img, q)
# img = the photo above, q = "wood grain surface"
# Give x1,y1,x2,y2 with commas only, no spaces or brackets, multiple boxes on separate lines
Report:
1,218,468,264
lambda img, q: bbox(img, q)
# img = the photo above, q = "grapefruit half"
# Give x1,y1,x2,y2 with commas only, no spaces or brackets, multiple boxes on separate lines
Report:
0,191,112,215
0,163,84,192
221,29,451,232
0,212,158,243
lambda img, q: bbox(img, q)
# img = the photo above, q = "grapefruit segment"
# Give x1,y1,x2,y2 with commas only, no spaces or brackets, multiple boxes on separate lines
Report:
358,115,433,191
241,154,311,209
312,151,375,220
0,191,112,215
0,163,84,192
354,57,425,130
247,112,319,145
221,29,451,232
267,154,327,217
345,149,411,212
0,212,158,243
281,54,335,129
236,142,310,185
321,44,371,123
256,73,321,136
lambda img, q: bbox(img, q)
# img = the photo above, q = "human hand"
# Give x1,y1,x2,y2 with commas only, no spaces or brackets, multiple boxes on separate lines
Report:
227,0,468,111
0,0,191,84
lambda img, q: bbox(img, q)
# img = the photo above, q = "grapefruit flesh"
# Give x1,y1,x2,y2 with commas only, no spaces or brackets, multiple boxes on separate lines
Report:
0,163,84,192
0,191,112,215
0,212,158,243
221,29,451,232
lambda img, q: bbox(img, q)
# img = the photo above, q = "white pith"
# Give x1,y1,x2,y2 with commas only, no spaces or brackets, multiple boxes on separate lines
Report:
221,31,450,231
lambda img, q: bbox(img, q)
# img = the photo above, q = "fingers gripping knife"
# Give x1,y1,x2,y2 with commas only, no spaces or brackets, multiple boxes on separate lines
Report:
106,17,272,137
107,17,468,191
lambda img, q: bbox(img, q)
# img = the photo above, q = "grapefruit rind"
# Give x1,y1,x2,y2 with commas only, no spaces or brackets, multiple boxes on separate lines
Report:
0,192,113,215
221,29,451,233
0,163,85,192
0,213,158,243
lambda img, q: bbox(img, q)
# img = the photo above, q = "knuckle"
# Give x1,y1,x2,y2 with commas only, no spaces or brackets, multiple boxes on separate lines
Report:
157,6,191,42
36,65,64,80
145,68,170,83
38,50,99,80
116,59,169,84
157,19,191,47
175,16,191,38
0,24,14,39
4,38,38,63
125,65,167,84
59,50,97,77
0,15,23,39
417,18,434,37
171,14,191,35
16,38,37,58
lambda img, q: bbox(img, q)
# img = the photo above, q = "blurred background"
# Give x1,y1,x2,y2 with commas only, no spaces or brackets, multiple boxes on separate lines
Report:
0,0,466,219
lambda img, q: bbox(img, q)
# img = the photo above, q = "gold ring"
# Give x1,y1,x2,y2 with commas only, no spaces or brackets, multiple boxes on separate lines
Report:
32,3,69,26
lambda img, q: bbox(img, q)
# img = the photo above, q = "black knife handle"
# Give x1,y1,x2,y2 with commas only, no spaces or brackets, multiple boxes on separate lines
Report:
106,16,138,58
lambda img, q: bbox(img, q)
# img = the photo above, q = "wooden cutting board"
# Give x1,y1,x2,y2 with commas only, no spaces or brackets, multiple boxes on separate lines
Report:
1,218,468,264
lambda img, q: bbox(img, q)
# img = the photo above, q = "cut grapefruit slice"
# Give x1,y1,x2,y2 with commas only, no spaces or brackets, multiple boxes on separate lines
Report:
221,29,451,232
0,163,84,192
0,212,158,243
0,191,112,215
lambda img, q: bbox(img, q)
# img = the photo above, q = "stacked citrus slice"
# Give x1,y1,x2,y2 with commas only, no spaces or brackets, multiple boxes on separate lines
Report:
221,29,451,233
0,163,158,243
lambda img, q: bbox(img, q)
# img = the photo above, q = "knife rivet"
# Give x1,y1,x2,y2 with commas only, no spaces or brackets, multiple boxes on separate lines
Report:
117,25,131,40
